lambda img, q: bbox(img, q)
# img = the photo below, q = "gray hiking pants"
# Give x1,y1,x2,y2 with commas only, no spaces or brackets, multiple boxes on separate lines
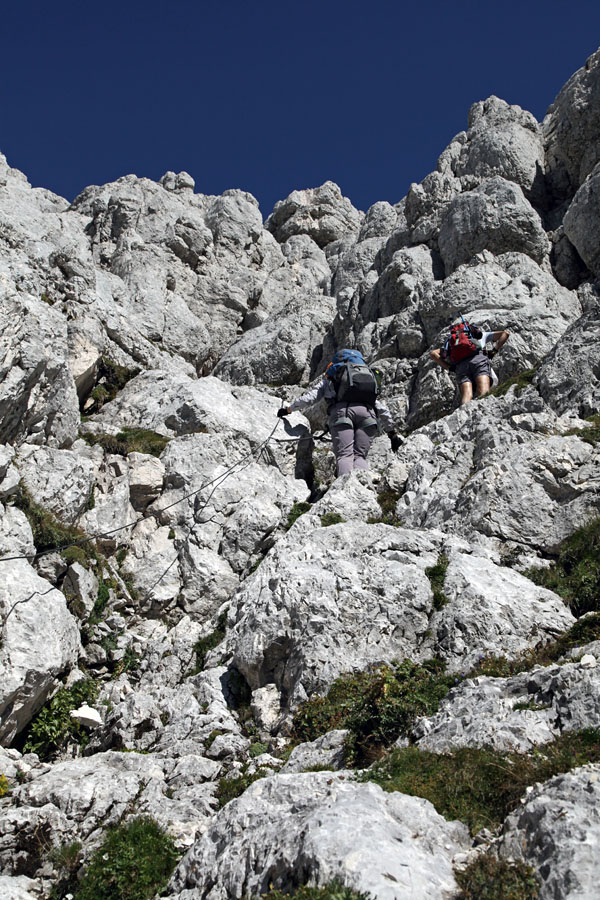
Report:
329,402,379,476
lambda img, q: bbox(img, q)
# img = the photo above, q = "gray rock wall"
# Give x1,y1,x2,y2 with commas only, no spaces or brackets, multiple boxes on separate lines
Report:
1,45,600,900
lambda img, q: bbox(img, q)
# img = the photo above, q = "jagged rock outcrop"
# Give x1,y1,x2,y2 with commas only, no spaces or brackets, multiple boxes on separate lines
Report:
166,772,470,900
414,657,600,753
499,764,600,900
0,560,80,743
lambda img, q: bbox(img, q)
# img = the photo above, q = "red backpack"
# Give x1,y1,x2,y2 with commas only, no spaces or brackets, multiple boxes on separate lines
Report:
443,321,478,364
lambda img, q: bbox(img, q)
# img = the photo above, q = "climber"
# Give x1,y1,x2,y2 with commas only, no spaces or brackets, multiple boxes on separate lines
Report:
430,318,509,405
277,349,401,477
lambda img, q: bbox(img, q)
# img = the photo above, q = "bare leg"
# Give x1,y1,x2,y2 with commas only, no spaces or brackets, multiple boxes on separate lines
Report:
459,382,473,405
475,374,491,399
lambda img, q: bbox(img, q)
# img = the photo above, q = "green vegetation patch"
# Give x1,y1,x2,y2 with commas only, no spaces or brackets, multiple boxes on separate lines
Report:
525,516,600,617
367,489,402,526
425,554,450,610
455,853,539,899
292,660,454,766
22,679,99,761
83,427,170,458
216,765,269,808
286,501,312,530
491,364,539,398
0,774,10,797
320,512,345,527
362,728,600,834
472,612,600,679
12,485,97,564
261,881,372,900
73,816,179,900
85,357,140,415
191,610,228,674
565,413,600,446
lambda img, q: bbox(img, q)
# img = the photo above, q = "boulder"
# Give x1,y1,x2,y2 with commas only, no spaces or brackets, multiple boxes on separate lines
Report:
166,772,470,900
0,559,80,743
414,658,600,753
499,764,600,899
266,182,362,248
563,161,600,277
438,177,550,274
544,47,600,206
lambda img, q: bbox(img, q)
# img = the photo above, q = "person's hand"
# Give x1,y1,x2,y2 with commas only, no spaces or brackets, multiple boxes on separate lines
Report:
487,346,497,359
277,406,290,418
389,432,401,452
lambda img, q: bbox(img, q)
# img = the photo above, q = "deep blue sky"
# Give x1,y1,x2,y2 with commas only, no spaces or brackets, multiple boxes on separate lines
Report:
2,0,599,217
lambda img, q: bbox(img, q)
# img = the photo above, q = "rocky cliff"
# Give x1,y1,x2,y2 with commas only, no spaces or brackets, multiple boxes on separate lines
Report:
1,47,600,900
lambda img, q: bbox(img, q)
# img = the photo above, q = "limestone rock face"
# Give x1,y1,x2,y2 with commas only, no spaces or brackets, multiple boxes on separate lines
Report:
563,161,600,277
414,659,600,753
2,46,600,900
266,182,363,248
0,560,80,743
536,299,600,417
499,764,600,900
451,97,545,202
438,177,550,274
166,772,470,900
544,47,600,206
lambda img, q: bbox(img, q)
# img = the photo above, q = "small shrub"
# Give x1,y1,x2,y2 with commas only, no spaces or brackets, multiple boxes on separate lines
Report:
363,728,600,834
216,766,269,808
320,512,345,527
261,881,372,900
83,428,169,458
84,357,140,415
286,501,312,530
367,488,402,525
455,852,539,899
292,659,454,766
191,610,228,674
22,679,99,760
112,647,141,678
0,774,10,797
249,741,268,758
90,578,111,624
11,485,97,564
525,517,600,616
73,816,179,900
425,554,450,610
63,545,90,568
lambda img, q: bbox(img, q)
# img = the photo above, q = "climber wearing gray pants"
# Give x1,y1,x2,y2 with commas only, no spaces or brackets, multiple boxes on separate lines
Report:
277,349,400,477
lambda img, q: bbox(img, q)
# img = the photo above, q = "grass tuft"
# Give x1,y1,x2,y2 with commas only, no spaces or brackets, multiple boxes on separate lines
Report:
83,427,170,458
292,660,454,766
11,485,97,564
73,816,179,900
455,852,539,900
191,610,228,674
525,517,600,617
286,501,312,530
320,512,345,527
425,554,450,610
362,728,600,834
490,364,539,398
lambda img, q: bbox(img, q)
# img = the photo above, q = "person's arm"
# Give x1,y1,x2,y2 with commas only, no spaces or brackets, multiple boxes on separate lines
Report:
487,330,509,358
430,348,452,372
277,380,327,416
374,400,402,451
